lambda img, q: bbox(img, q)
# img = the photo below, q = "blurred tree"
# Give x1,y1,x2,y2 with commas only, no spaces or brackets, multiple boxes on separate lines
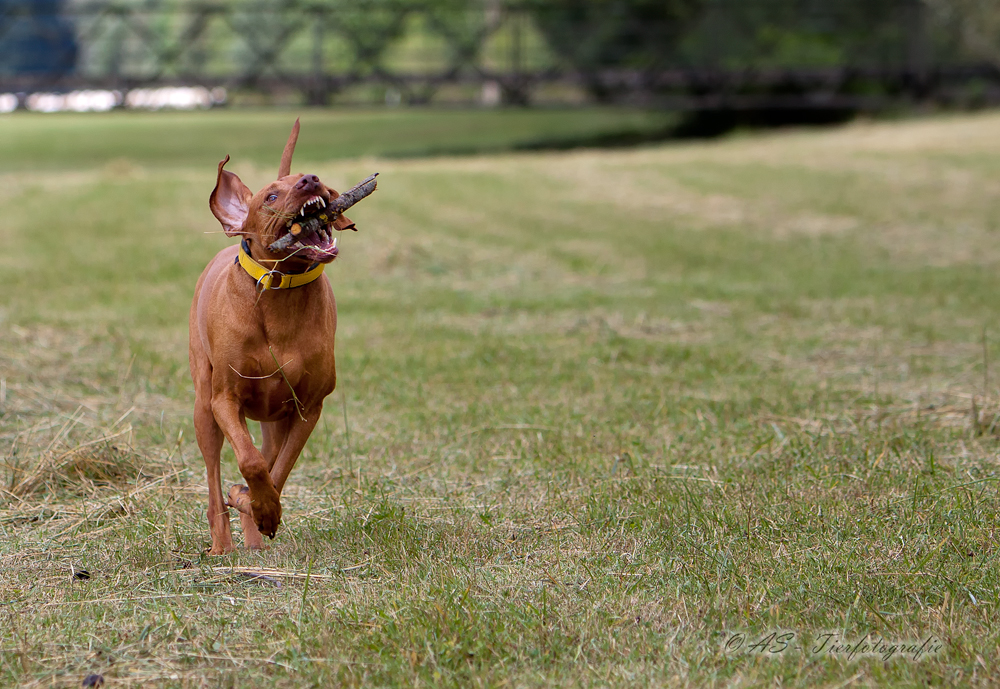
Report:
526,0,706,99
425,0,498,72
323,0,414,76
925,0,1000,65
678,0,909,69
0,0,78,76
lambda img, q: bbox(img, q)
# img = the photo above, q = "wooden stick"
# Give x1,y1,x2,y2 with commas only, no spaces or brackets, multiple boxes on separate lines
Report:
327,173,379,215
267,173,378,253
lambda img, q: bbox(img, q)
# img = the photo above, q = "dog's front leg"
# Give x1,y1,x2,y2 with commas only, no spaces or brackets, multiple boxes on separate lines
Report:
225,412,319,547
212,396,282,539
194,394,234,555
226,416,294,549
228,417,293,549
268,406,323,495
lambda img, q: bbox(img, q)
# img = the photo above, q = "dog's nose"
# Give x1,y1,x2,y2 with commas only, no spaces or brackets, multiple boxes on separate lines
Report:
295,174,321,193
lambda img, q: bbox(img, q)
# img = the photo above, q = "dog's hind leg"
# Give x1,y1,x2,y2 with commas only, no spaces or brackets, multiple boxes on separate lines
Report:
227,485,264,550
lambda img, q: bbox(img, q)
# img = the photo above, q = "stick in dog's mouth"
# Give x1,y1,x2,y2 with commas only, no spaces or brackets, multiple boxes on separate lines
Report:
268,173,378,254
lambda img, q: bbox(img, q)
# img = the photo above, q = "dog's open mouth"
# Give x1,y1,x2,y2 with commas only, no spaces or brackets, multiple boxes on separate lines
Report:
271,194,338,261
267,173,378,260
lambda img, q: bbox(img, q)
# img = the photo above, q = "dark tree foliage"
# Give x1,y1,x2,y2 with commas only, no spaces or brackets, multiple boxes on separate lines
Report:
678,0,914,69
529,0,707,73
526,0,706,101
425,0,498,72
325,0,414,75
527,0,918,71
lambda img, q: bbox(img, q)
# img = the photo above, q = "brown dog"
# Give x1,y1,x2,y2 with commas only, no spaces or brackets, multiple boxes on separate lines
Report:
189,119,374,554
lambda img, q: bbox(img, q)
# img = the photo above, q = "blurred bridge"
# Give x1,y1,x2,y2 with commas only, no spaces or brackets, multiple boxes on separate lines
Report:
2,0,1000,113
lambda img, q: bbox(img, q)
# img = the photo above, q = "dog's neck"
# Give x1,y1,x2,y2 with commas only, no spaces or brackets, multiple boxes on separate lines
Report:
236,238,324,290
244,237,318,271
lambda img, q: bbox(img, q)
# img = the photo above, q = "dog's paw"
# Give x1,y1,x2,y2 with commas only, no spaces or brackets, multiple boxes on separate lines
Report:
206,543,236,556
250,487,282,539
226,484,253,516
253,504,281,539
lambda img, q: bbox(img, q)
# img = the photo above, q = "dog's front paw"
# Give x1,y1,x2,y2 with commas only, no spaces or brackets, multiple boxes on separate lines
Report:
207,543,236,556
249,485,282,539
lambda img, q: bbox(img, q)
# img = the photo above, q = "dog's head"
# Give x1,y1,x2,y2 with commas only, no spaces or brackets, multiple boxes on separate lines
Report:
209,119,353,266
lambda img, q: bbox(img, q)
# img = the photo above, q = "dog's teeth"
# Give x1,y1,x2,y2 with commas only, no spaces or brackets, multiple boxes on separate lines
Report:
332,236,338,250
320,198,327,208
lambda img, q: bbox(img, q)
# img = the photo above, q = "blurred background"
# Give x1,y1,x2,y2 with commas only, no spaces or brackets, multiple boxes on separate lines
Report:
3,0,1000,130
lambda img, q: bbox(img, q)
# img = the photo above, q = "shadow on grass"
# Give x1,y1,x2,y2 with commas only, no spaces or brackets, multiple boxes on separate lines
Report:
387,106,860,158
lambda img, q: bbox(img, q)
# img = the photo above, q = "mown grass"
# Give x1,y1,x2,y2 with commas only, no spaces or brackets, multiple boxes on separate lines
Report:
0,107,674,173
2,109,1000,687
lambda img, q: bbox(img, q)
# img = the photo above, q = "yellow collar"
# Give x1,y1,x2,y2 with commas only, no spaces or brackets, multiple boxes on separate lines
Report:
237,242,325,290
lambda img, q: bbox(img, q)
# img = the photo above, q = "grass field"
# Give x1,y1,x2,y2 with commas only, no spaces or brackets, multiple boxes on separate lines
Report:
2,108,1000,687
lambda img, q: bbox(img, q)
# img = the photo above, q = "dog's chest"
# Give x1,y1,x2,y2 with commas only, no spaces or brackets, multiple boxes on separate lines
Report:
235,333,336,421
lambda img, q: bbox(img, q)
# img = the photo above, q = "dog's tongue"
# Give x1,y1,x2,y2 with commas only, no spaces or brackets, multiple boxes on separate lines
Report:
270,212,329,254
288,216,327,243
287,216,337,255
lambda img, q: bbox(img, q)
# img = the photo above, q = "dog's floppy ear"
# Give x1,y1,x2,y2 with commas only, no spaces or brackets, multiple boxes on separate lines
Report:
210,155,252,237
333,214,356,231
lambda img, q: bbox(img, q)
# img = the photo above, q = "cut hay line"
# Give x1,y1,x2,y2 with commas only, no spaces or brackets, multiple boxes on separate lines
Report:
754,394,1000,435
456,424,562,438
38,593,206,607
165,564,369,581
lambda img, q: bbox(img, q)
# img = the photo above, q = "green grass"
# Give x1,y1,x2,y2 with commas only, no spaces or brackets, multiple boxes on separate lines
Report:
2,109,1000,687
0,107,674,173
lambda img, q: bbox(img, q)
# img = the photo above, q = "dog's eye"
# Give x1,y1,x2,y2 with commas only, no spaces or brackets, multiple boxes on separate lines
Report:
266,193,279,203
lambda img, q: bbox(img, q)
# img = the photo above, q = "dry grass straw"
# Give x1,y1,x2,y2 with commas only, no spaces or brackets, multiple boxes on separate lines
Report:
1,325,180,509
1,384,169,497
